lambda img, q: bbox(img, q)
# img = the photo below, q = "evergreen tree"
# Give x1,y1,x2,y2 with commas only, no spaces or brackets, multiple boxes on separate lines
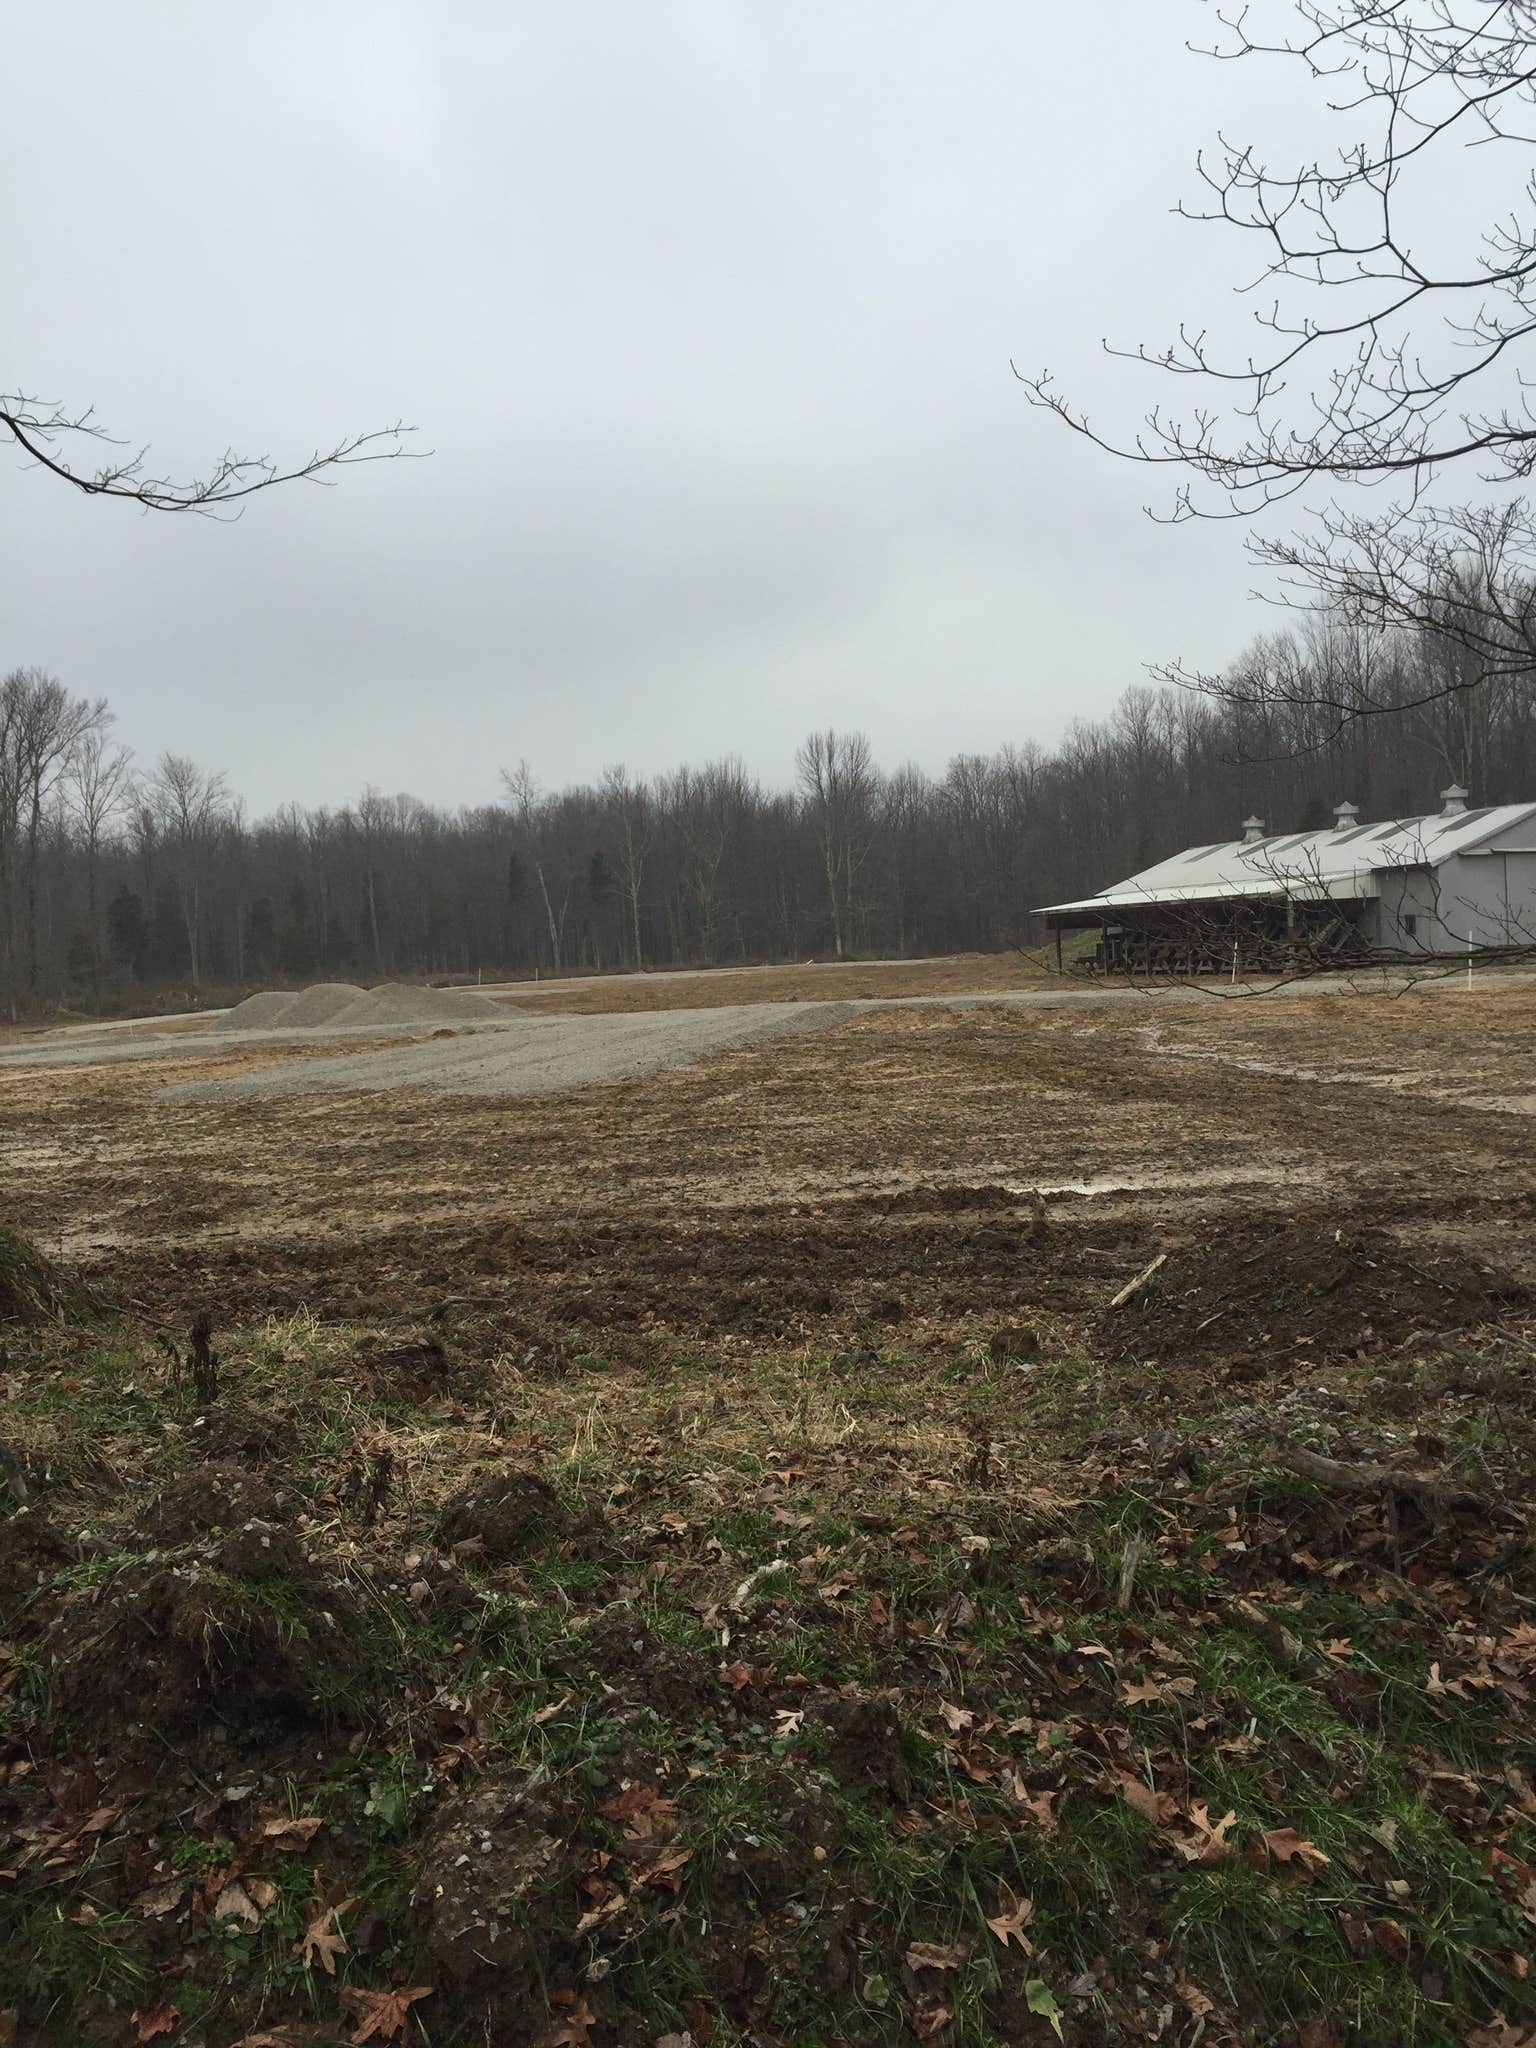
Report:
106,887,147,977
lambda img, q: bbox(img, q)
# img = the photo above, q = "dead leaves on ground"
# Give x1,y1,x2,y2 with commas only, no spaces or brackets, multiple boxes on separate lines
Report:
599,1781,677,1842
1264,1825,1332,1872
122,1812,327,1935
340,1985,434,2044
255,1812,325,1852
297,1888,358,1974
532,1989,596,2048
214,1875,278,1928
130,2009,180,2045
985,1881,1036,1952
904,1938,969,1973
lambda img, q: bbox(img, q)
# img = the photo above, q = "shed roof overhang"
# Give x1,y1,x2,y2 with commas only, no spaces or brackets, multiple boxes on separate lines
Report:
1038,873,1380,928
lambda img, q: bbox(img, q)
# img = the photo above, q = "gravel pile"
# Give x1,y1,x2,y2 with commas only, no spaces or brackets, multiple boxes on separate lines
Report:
215,982,503,1032
214,989,302,1031
275,983,370,1026
327,984,506,1027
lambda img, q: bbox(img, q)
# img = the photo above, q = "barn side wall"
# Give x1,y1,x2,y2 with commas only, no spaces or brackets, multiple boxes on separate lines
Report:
1373,851,1536,953
1372,868,1444,953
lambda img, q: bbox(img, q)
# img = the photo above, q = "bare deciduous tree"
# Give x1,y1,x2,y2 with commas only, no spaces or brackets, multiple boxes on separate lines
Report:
149,753,230,994
501,762,570,973
602,766,654,971
0,669,108,1013
796,729,880,959
1019,3,1536,715
64,730,135,1001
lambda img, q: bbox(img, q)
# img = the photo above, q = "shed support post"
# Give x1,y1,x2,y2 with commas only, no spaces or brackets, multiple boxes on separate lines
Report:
1054,925,1063,974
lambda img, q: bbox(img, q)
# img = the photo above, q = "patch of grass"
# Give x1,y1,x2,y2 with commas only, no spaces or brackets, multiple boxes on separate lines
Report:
4,1901,144,2008
3,1291,1534,2048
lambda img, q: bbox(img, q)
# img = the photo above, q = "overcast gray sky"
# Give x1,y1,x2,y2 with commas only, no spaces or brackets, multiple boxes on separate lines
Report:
6,3,1291,815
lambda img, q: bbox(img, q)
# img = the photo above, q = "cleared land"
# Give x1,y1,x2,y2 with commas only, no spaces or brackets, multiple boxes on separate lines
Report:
484,951,1072,1012
2,976,1535,2047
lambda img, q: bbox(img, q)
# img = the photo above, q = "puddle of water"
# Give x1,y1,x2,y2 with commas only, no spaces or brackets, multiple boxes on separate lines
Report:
1008,1166,1320,1198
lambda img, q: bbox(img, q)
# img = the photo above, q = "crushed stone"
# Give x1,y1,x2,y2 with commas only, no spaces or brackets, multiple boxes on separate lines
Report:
213,988,301,1031
326,983,505,1028
163,1000,857,1102
215,981,504,1033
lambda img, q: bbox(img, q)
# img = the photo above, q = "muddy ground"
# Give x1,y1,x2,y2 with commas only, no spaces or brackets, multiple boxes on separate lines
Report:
3,982,1534,1347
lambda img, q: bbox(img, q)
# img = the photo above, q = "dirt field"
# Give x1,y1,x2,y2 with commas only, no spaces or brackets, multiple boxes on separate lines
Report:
3,976,1536,2047
4,981,1535,1314
487,951,1067,1012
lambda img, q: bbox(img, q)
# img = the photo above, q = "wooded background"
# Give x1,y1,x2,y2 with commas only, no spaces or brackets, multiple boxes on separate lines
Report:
3,613,1530,1015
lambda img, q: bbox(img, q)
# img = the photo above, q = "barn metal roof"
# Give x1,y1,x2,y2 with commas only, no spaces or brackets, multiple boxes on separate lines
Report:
1038,802,1536,918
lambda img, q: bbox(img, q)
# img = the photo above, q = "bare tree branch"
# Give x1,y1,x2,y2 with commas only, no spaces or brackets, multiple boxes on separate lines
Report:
1021,2,1536,712
0,392,422,515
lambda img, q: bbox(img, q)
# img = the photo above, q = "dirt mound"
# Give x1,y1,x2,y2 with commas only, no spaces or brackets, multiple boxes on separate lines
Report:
49,1476,359,1740
328,983,505,1028
0,1510,76,1631
193,1401,294,1464
573,1604,721,1722
436,1467,595,1562
49,1550,357,1737
411,1770,583,2021
810,1689,912,1801
1097,1224,1526,1363
0,1226,88,1324
214,988,298,1030
138,1460,288,1542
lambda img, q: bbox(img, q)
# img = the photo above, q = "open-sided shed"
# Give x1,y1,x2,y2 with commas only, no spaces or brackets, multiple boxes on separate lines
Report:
1038,789,1536,974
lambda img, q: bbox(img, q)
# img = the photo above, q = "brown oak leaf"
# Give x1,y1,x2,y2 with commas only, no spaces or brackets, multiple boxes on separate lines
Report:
131,2009,180,2044
255,1814,324,1851
1110,1768,1175,1826
641,1844,693,1893
1370,1917,1410,1964
297,1894,357,1975
1264,1827,1331,1872
1173,1804,1237,1866
213,1880,264,1928
905,1939,968,1971
985,1882,1035,1952
342,1985,434,2044
532,1992,596,2048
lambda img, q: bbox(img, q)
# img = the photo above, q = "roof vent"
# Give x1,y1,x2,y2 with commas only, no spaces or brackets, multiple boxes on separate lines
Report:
1241,815,1266,844
1440,783,1469,817
1333,800,1360,832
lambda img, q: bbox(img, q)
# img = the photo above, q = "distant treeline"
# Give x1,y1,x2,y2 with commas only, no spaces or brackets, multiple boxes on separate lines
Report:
2,614,1532,1015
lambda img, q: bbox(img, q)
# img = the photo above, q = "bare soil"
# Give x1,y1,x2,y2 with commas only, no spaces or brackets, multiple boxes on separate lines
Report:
5,975,1523,1418
489,950,1064,1012
3,990,1535,1350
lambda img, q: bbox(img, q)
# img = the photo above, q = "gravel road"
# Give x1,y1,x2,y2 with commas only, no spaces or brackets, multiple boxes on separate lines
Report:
6,966,1532,1101
159,1001,858,1101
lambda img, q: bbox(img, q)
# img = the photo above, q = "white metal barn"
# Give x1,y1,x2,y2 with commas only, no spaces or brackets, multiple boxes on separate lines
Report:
1038,787,1536,975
